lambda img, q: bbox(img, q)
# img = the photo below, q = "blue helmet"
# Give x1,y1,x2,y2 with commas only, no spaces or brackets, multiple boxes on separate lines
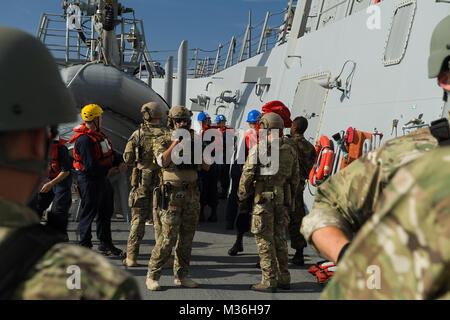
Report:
198,112,209,121
216,114,226,123
246,110,261,122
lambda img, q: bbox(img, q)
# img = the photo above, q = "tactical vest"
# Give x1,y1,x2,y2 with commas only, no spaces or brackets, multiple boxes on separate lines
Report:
135,123,166,170
289,134,317,181
256,138,294,186
48,138,68,178
69,123,114,170
174,129,198,171
254,138,296,206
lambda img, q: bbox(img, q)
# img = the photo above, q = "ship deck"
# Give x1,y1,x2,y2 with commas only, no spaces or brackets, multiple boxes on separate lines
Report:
67,199,324,300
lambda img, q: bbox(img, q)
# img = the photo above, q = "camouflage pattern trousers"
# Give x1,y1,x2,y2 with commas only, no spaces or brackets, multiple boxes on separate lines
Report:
147,183,200,281
288,187,307,250
251,197,291,286
127,170,160,261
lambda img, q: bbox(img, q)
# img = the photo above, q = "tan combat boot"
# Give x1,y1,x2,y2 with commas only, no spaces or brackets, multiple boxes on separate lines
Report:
122,257,139,267
174,277,199,288
250,282,277,293
146,278,161,291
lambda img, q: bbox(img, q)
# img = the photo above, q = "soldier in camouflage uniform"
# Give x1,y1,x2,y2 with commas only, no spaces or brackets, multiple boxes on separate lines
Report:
301,15,450,299
146,105,207,291
122,102,169,267
238,113,300,292
286,116,316,266
0,26,140,299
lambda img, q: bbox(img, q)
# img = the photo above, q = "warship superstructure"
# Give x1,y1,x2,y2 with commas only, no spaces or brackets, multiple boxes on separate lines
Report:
150,0,450,207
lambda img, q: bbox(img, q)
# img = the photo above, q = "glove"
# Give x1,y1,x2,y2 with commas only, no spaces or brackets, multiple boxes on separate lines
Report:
238,200,250,215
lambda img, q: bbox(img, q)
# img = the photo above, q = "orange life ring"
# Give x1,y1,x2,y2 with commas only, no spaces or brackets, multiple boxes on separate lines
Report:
309,136,335,186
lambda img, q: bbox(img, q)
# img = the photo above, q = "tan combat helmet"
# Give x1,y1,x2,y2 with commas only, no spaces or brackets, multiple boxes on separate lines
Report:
259,112,285,130
0,26,77,174
167,105,193,128
141,101,164,121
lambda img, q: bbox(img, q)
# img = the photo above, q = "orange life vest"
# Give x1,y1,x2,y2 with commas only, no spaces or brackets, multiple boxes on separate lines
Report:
48,138,68,178
244,128,258,153
339,127,372,170
309,136,335,186
69,123,114,171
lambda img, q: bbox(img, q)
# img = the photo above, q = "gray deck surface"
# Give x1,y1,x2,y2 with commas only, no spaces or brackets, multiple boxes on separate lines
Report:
67,200,324,300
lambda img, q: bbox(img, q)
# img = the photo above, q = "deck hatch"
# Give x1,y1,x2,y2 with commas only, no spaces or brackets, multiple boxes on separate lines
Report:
292,72,331,142
382,0,417,66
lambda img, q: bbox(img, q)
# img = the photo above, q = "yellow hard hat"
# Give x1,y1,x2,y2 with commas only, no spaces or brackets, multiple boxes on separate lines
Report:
81,104,103,121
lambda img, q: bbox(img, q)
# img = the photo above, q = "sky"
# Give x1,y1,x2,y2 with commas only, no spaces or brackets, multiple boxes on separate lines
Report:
0,0,289,70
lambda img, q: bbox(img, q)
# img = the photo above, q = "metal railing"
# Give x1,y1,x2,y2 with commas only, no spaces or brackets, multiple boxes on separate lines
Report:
37,12,161,78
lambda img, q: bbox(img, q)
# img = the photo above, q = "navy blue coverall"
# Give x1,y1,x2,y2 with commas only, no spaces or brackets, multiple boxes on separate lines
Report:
29,144,72,235
75,134,123,247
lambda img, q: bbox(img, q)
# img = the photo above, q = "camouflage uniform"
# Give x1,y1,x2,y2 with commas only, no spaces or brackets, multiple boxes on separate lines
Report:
300,126,450,299
146,129,201,281
123,122,168,262
286,133,316,251
0,198,141,299
238,136,300,287
322,147,450,299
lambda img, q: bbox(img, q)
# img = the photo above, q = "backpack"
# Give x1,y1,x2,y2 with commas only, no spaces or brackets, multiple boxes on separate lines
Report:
0,224,65,299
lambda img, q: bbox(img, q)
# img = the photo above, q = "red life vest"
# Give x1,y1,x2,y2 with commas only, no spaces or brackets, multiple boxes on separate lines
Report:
308,261,337,285
69,123,114,171
244,128,258,153
48,138,68,178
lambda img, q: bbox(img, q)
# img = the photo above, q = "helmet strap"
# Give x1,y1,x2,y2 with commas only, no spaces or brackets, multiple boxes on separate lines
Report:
93,117,100,132
0,126,55,176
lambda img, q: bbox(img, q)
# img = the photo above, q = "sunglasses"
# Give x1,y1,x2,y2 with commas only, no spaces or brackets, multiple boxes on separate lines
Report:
174,118,189,123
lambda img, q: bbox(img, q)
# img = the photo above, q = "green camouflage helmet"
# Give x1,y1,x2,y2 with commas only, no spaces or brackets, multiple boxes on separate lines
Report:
168,105,193,119
0,26,77,174
259,112,284,130
141,101,164,120
0,26,77,131
428,15,450,78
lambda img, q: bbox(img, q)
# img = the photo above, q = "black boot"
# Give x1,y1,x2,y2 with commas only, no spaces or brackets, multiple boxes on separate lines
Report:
199,206,205,222
228,235,244,256
207,206,218,222
291,249,305,266
98,241,125,257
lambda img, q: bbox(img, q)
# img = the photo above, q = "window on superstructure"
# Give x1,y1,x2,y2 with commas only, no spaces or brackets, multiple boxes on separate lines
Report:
382,0,417,66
